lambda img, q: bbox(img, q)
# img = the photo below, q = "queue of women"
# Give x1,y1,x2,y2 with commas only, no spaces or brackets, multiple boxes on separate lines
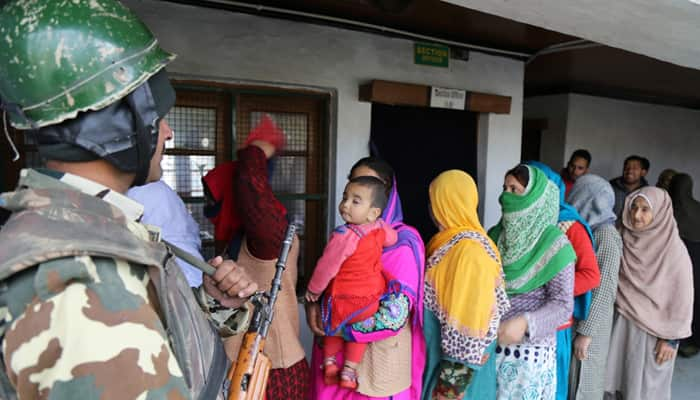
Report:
299,157,693,400
204,119,693,400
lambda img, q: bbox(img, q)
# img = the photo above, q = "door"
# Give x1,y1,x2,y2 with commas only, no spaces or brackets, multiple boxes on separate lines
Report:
370,103,478,241
163,88,329,293
236,94,328,292
162,90,232,260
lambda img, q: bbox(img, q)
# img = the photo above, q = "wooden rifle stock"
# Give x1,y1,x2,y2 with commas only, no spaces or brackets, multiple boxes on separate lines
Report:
227,223,296,400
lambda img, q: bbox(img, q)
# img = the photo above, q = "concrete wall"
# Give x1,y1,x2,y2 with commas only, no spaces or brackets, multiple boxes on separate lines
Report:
523,94,569,168
566,94,700,194
525,93,700,196
123,0,524,227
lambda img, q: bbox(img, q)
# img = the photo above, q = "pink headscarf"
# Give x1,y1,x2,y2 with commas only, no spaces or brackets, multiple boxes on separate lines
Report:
617,186,694,339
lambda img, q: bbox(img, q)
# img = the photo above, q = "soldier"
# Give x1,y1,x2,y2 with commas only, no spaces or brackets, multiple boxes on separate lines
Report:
0,0,258,398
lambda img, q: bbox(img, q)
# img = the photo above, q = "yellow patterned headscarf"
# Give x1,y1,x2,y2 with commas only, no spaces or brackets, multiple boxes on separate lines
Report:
426,170,503,337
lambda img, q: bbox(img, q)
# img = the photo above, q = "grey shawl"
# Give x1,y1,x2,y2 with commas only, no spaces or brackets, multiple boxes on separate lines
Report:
567,174,617,230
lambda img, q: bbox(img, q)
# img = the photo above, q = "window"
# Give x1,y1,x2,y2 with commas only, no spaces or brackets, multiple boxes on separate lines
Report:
236,94,328,291
163,90,231,260
170,86,329,292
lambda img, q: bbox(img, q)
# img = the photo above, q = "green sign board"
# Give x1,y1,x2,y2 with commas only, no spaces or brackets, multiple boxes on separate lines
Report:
414,42,449,67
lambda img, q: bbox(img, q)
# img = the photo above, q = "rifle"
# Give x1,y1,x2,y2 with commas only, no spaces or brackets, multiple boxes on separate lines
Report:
163,223,296,400
226,222,296,400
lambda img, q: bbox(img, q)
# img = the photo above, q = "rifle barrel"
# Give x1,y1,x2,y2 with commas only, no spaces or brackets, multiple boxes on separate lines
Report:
260,222,295,338
163,239,216,276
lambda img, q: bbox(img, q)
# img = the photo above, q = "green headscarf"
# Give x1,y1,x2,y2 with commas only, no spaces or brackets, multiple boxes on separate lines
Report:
488,165,576,295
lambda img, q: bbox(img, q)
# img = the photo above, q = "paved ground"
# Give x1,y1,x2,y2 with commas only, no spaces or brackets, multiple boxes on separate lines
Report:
672,353,700,399
300,304,700,398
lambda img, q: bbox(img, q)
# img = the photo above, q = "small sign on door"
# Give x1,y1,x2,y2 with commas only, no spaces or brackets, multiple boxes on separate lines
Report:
430,87,466,110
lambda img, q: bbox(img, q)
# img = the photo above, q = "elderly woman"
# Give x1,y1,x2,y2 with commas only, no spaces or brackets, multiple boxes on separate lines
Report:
421,170,509,400
488,165,576,400
604,187,694,400
566,175,623,400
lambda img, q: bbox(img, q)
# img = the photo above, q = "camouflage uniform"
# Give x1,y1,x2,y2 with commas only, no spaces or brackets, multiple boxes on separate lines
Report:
0,169,250,399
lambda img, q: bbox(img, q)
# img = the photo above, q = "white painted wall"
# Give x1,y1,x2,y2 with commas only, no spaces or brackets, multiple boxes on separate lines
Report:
525,93,700,197
123,0,524,227
565,94,700,196
523,94,569,168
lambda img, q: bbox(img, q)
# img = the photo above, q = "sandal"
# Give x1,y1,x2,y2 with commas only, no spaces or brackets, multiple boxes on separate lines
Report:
339,367,358,390
323,356,340,385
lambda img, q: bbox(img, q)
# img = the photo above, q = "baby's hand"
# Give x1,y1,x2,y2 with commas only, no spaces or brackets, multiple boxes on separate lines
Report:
305,290,320,303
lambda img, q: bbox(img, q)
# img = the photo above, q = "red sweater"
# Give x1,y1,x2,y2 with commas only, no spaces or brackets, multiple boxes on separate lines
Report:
235,146,288,259
560,169,575,197
567,221,600,296
558,221,600,329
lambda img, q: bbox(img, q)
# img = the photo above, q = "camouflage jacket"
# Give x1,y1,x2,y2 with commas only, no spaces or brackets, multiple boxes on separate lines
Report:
0,169,250,400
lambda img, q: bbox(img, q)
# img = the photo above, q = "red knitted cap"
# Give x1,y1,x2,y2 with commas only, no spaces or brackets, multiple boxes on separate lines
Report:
244,114,286,151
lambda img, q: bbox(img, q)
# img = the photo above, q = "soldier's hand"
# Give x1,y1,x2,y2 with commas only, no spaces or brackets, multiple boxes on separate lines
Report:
203,256,258,308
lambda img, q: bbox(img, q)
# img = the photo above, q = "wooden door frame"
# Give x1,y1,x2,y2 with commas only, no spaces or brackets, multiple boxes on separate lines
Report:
171,79,338,240
236,93,327,292
172,77,336,292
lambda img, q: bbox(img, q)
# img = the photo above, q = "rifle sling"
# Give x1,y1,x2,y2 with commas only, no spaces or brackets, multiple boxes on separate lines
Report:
198,334,229,400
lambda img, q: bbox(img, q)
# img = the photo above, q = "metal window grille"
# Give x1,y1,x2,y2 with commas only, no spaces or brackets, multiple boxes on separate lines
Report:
167,106,217,151
236,95,327,292
163,90,231,260
186,202,216,260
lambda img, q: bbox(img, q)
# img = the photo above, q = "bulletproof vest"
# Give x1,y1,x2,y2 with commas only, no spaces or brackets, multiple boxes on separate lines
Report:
0,186,229,400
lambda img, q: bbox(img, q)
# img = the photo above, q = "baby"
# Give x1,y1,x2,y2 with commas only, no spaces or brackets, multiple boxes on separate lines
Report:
305,175,397,390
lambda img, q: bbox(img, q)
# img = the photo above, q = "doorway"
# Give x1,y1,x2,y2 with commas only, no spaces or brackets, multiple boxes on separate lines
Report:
370,103,478,241
521,119,547,162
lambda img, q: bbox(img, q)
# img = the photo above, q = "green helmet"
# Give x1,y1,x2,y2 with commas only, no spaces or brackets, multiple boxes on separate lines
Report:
0,0,175,129
0,0,176,186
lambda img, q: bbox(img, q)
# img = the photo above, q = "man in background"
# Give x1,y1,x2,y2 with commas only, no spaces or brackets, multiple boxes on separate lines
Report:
128,181,205,287
610,155,650,219
561,149,592,196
